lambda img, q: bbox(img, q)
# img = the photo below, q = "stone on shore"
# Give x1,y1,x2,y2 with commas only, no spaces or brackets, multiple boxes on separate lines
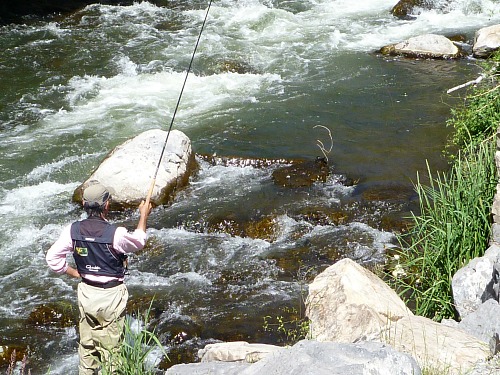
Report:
305,258,413,343
305,258,490,374
452,244,500,319
165,340,421,375
473,24,500,58
198,342,281,363
382,315,489,373
380,34,461,59
73,129,196,209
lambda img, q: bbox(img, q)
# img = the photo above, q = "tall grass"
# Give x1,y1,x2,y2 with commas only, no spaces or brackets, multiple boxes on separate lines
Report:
394,139,496,320
389,54,499,321
100,305,168,375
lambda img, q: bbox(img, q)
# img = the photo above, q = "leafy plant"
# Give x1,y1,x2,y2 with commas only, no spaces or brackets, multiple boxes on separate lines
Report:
263,306,311,346
387,51,500,321
446,54,500,152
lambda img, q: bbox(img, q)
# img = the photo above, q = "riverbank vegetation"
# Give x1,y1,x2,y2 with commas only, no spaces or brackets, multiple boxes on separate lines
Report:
388,52,500,321
100,305,168,375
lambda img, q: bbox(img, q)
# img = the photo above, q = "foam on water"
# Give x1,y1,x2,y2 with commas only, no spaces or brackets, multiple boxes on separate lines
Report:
26,0,496,149
6,0,496,157
25,70,283,147
0,181,78,218
0,1,498,371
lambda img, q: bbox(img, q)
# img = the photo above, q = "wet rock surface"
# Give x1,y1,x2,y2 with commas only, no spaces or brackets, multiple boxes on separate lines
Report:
272,157,330,188
391,0,452,20
380,34,463,59
27,302,78,328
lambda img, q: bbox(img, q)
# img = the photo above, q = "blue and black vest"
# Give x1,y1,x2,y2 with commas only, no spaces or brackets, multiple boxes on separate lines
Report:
71,217,126,278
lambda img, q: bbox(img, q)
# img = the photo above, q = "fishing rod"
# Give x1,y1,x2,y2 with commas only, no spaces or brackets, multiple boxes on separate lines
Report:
145,0,213,207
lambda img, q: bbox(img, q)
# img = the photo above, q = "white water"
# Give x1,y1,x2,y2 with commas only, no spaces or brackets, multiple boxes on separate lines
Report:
0,0,499,373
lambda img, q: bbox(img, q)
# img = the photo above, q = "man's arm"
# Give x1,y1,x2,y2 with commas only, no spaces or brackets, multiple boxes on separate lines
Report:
46,224,80,278
113,200,152,254
136,200,152,232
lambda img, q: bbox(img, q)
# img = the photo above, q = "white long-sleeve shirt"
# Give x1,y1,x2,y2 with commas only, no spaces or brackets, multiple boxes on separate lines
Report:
46,222,147,283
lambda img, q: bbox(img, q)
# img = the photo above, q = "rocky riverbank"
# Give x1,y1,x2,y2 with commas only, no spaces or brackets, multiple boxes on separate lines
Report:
164,21,500,375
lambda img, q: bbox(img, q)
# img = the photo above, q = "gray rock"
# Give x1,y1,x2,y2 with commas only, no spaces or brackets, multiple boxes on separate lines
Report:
305,258,413,344
452,245,500,318
382,315,489,373
165,340,421,375
73,129,196,209
473,24,500,58
239,340,421,375
458,299,500,345
381,34,461,59
198,342,280,363
165,362,251,375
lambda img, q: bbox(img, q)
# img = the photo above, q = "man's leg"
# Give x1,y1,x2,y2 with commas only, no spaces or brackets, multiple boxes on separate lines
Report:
92,284,128,373
77,284,101,375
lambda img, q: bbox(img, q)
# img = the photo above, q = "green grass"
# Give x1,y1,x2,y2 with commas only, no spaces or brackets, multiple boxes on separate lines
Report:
100,304,168,375
388,53,499,321
395,139,496,320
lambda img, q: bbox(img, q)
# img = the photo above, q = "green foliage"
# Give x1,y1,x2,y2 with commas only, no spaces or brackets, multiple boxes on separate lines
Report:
393,140,496,320
263,307,311,346
100,304,168,375
446,55,500,151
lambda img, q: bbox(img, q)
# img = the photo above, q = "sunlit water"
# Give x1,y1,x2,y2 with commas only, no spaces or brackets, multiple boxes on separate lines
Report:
1,0,499,372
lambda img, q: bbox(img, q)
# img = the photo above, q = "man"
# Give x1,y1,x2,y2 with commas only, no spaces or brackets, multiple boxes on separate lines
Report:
46,183,152,375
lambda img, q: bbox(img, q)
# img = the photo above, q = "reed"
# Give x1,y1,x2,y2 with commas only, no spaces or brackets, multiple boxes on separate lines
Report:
100,305,168,375
393,138,496,320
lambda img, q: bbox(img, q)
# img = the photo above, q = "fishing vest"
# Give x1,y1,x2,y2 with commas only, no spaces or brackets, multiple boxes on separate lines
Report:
70,217,126,278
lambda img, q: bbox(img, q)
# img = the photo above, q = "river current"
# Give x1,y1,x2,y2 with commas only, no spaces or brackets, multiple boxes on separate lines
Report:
1,0,500,373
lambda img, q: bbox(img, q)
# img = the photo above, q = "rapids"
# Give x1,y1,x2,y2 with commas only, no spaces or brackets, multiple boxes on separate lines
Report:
1,0,499,372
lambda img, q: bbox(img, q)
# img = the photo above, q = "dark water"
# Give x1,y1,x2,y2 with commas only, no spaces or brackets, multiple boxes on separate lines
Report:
0,0,499,373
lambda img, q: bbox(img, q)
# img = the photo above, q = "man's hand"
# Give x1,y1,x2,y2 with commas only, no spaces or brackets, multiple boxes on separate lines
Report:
66,266,80,278
137,200,153,232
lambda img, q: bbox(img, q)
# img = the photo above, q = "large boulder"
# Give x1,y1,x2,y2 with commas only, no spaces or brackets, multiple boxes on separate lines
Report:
473,24,500,58
305,258,413,343
73,129,196,209
383,315,490,373
380,34,462,59
306,258,490,374
166,340,421,375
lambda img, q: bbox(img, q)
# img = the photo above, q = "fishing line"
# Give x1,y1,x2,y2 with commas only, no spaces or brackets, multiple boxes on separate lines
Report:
145,0,213,205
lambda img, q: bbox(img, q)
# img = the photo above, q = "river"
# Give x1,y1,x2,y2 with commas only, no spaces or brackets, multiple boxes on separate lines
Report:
1,0,499,373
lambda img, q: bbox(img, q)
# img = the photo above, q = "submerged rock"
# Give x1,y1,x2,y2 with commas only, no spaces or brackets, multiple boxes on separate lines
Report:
73,129,196,210
26,302,77,328
272,157,330,188
391,0,452,20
